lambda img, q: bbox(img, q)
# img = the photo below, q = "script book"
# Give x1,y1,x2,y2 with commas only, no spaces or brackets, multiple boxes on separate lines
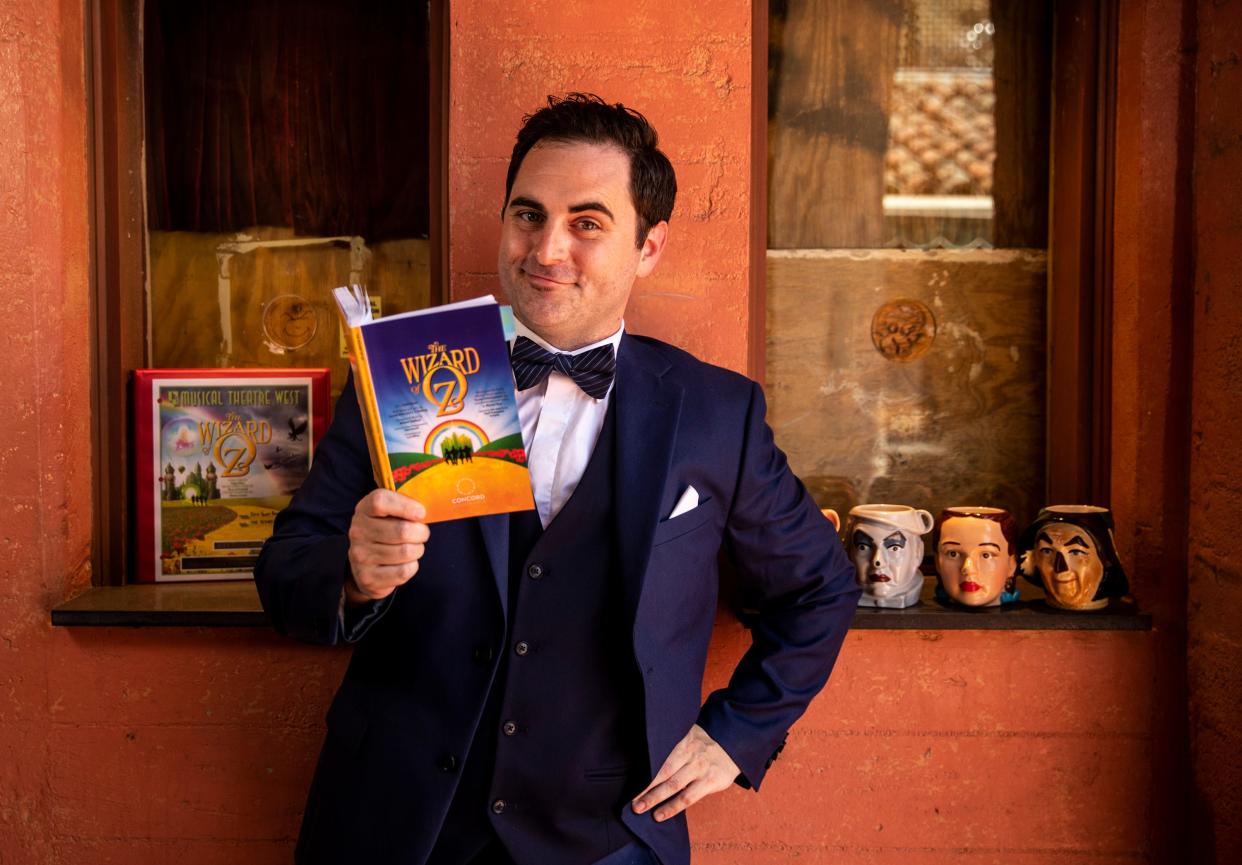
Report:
333,286,535,523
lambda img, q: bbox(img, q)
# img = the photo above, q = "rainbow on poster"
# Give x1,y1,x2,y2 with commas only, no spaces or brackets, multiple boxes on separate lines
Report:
425,419,489,455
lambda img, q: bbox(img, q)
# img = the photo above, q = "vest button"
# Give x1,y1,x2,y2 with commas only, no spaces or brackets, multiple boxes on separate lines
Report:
527,563,544,579
514,640,530,656
491,798,507,814
502,720,518,736
437,753,459,772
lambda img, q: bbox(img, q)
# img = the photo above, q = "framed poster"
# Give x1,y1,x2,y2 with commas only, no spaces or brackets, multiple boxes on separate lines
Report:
133,369,330,582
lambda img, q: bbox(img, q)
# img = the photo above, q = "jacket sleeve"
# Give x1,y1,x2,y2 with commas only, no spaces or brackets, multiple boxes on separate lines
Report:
254,373,394,645
696,381,860,789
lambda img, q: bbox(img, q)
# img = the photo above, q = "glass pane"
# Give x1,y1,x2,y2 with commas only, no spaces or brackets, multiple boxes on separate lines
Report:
767,0,1050,525
143,0,431,401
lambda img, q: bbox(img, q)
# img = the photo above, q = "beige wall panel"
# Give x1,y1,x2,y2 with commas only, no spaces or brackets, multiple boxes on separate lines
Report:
149,229,430,400
766,249,1046,524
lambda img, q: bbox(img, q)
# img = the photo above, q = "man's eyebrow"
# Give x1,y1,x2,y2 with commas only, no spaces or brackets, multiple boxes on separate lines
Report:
1065,534,1090,548
507,196,545,212
978,542,1001,549
569,201,615,220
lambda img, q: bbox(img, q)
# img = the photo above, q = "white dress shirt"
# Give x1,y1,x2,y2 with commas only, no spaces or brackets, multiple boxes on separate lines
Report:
512,319,623,528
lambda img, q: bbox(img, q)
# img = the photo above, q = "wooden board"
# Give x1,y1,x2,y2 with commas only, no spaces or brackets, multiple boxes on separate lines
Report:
148,228,430,401
766,248,1046,525
768,0,903,248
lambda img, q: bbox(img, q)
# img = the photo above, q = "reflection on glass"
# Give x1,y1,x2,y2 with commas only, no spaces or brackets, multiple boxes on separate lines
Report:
142,0,431,400
766,0,1052,527
769,0,1049,249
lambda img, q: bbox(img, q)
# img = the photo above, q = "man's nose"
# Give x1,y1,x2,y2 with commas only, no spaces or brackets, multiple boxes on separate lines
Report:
1054,552,1068,573
533,221,571,264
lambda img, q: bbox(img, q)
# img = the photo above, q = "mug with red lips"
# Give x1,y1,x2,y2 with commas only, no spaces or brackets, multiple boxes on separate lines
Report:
847,504,934,609
934,506,1020,607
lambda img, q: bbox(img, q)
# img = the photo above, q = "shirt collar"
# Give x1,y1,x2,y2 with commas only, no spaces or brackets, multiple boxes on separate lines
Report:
511,318,625,357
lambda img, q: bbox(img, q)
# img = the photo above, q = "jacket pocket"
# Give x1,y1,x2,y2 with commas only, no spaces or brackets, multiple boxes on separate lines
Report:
584,763,631,782
651,497,713,547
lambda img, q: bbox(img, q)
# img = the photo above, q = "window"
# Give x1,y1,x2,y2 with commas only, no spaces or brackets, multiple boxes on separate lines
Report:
89,0,445,584
764,0,1110,526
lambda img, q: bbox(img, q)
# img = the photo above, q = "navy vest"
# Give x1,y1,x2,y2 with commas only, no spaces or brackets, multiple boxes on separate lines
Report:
428,402,646,865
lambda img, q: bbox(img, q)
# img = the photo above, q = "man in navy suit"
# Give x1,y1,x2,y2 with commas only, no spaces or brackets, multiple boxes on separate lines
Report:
256,93,859,865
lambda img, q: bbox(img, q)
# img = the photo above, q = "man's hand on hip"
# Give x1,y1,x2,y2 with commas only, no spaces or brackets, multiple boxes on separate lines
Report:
345,490,430,605
630,724,740,822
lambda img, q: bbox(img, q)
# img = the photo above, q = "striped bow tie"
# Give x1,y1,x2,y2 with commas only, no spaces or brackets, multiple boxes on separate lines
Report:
510,335,616,400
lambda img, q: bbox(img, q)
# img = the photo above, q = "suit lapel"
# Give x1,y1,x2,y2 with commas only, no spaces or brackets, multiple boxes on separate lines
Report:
614,334,683,624
477,513,510,619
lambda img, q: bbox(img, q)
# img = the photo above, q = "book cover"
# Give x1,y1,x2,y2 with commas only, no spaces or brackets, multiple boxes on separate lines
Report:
133,369,330,582
334,288,535,523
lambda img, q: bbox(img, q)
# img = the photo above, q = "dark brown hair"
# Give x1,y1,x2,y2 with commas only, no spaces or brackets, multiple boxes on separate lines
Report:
937,507,1019,555
503,93,677,246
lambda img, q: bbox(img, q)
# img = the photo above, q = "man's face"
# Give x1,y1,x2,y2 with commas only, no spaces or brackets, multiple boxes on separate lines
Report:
498,140,667,350
1033,523,1105,609
850,522,920,597
936,517,1015,606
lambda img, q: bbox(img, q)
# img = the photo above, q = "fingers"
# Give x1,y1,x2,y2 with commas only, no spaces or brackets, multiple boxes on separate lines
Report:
631,725,739,821
647,778,715,822
632,764,694,816
347,558,422,602
357,489,427,522
346,490,431,601
351,541,426,567
349,517,430,548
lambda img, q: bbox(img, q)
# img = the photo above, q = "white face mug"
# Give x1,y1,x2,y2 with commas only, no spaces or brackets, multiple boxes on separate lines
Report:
846,504,934,603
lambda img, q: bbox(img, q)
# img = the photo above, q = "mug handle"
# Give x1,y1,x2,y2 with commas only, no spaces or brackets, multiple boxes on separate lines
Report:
916,509,934,533
821,508,841,532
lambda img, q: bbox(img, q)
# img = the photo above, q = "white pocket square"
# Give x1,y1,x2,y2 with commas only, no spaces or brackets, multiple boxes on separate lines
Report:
667,485,699,520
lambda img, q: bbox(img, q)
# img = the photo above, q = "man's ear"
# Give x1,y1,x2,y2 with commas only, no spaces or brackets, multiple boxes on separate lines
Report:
636,221,669,278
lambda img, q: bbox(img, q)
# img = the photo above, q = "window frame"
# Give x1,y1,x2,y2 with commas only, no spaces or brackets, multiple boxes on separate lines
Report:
86,0,449,586
751,0,1118,509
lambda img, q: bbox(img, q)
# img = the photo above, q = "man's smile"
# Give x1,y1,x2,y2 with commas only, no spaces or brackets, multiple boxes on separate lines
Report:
522,267,577,289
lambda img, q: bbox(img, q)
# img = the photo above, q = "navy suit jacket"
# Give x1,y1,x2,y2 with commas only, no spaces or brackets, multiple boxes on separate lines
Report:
255,333,860,865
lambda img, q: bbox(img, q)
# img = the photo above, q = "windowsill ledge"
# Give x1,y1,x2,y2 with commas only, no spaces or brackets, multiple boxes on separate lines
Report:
846,577,1150,630
52,578,1151,631
51,582,269,627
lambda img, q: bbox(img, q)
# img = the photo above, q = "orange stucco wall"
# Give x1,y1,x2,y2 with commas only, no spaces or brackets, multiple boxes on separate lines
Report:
1109,0,1197,861
446,0,754,374
1187,0,1242,861
0,0,1226,863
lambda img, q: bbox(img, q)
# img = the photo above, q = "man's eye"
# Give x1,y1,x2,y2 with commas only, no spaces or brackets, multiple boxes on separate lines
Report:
945,550,958,558
1069,549,1086,557
516,211,543,224
1039,548,1054,556
575,219,601,231
981,552,993,559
